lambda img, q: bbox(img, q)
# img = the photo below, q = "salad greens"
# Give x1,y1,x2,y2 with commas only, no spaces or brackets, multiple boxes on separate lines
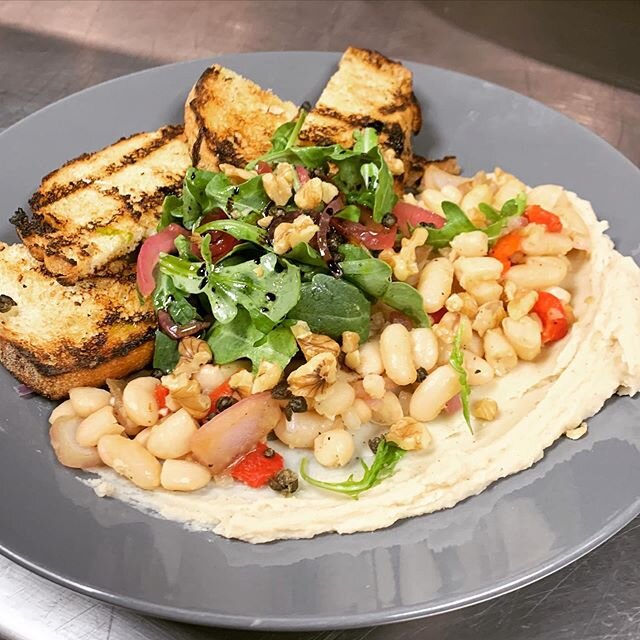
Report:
449,324,472,433
299,439,406,498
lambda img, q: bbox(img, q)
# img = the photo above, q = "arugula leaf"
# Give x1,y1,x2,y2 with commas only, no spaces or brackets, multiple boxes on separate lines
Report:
381,282,430,328
159,194,183,230
425,201,477,248
481,193,527,241
207,308,297,372
299,439,405,498
288,273,370,342
339,244,393,299
449,324,473,433
152,330,180,373
152,272,198,324
196,219,267,245
284,242,327,269
334,205,361,222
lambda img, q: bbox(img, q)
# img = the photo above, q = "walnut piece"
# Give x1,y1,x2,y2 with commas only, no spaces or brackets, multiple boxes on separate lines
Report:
173,337,212,377
291,320,341,361
287,352,338,398
294,177,323,210
252,361,283,393
262,172,292,206
273,162,295,185
386,416,430,451
229,370,254,398
341,331,360,354
161,371,211,419
272,214,319,255
382,148,405,176
379,227,429,282
219,163,258,185
472,397,498,421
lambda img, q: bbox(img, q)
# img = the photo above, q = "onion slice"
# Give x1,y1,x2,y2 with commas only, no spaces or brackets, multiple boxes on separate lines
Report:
393,201,445,235
137,223,189,297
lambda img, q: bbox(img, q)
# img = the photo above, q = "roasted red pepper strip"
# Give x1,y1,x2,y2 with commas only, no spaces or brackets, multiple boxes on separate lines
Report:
490,230,522,273
230,442,284,488
525,205,563,232
209,380,233,407
154,385,169,409
533,291,569,343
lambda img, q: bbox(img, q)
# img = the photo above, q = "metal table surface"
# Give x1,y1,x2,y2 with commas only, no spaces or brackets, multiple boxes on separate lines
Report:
0,1,639,638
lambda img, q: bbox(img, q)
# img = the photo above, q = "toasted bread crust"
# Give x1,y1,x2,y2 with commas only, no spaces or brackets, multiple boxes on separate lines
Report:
185,64,298,170
0,339,154,399
13,125,190,282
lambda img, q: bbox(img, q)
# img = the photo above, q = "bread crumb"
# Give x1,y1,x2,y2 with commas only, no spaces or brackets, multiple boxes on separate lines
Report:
565,422,588,440
94,480,115,498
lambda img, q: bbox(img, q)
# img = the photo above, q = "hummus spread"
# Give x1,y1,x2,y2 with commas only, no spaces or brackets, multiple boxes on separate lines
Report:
88,189,640,543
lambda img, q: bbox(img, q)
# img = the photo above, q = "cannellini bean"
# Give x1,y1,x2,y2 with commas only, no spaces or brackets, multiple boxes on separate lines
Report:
370,391,404,425
49,399,76,424
502,316,542,361
362,374,386,400
463,350,495,386
122,377,160,427
275,411,334,448
195,364,226,393
410,327,439,371
50,416,102,469
75,406,124,447
505,256,569,289
465,280,503,305
69,387,111,418
521,230,573,256
418,188,447,215
134,427,152,447
380,324,417,385
146,408,198,459
97,435,161,489
315,381,357,418
354,398,372,424
409,364,461,422
527,184,563,211
454,256,503,289
507,290,538,320
472,301,506,336
544,286,571,304
160,459,211,492
461,183,493,217
467,331,485,357
357,339,384,375
493,177,526,209
342,406,362,430
483,328,518,376
418,257,454,313
313,429,355,468
450,230,489,257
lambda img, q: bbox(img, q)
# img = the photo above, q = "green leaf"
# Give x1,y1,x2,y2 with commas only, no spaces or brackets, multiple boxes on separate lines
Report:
152,330,180,373
449,324,473,433
482,192,528,241
299,439,406,498
381,282,430,328
287,273,370,342
152,272,199,325
425,201,477,248
284,242,327,269
207,308,298,372
196,218,267,246
158,255,206,295
334,205,361,222
159,194,183,230
339,249,393,299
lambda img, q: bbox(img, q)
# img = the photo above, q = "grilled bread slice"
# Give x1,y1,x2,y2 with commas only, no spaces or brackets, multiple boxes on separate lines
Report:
12,125,190,283
299,47,422,187
185,65,298,170
0,243,156,399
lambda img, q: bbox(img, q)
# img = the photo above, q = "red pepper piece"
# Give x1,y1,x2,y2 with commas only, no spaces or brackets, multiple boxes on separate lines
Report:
230,442,284,488
209,381,233,407
154,385,169,409
533,291,569,343
525,205,563,232
490,230,523,273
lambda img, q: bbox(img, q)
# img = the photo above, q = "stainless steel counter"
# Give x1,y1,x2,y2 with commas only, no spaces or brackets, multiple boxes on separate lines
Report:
1,1,639,638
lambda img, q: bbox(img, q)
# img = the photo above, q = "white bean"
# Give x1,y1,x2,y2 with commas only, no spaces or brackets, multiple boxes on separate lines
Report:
146,408,198,459
521,230,573,256
454,256,503,289
75,406,124,447
467,331,485,357
69,387,111,418
122,377,160,427
97,435,161,489
275,411,334,448
315,381,357,418
483,328,518,376
502,316,542,361
505,256,569,289
465,280,503,305
357,340,384,375
195,364,226,393
50,416,102,469
450,230,489,257
134,427,152,447
544,286,571,304
418,257,454,313
361,374,386,400
463,350,495,386
409,364,460,422
493,177,526,209
49,399,76,424
160,459,211,492
370,391,404,425
461,183,493,217
313,429,355,468
410,327,439,371
380,324,417,385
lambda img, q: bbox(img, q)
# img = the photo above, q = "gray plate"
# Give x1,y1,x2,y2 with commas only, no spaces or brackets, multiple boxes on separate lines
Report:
0,52,639,631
